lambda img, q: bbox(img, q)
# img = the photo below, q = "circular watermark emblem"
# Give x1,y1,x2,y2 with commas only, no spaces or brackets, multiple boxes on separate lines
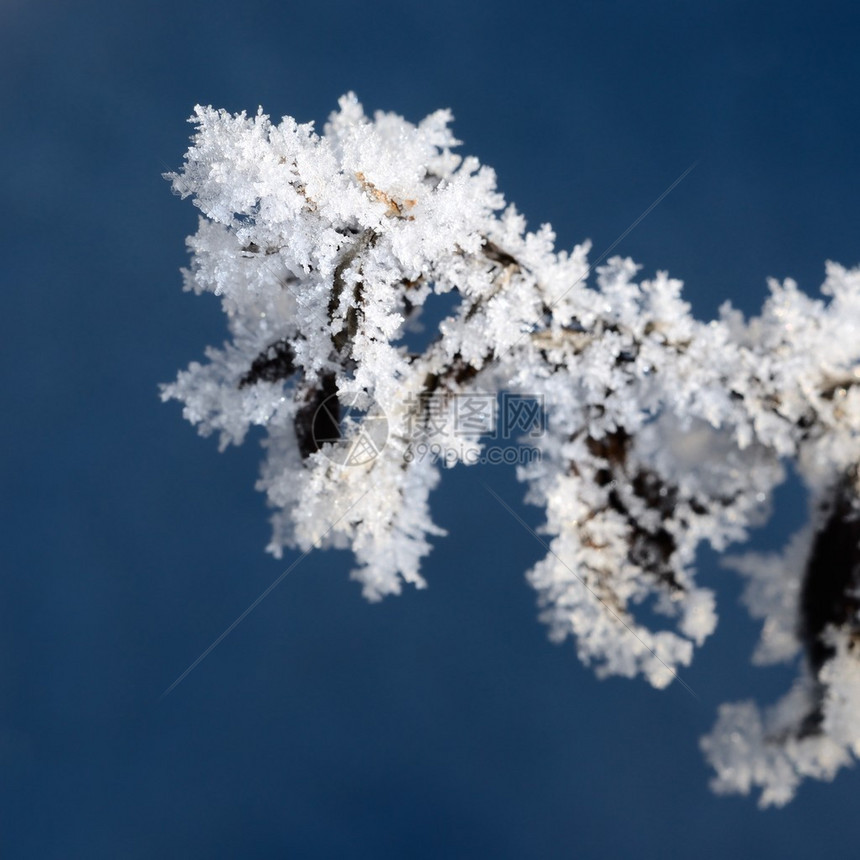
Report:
312,391,388,466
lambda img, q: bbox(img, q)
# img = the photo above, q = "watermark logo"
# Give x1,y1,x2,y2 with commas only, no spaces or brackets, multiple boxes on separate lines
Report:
312,391,388,466
313,391,544,467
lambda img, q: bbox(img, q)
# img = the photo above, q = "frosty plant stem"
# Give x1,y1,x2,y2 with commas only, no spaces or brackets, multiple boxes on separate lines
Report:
163,94,860,806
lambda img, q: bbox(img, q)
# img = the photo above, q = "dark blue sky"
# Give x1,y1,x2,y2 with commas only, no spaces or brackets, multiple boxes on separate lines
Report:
2,1,859,856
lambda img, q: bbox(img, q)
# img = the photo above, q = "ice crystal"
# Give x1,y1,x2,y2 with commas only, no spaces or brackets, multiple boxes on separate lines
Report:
164,94,860,804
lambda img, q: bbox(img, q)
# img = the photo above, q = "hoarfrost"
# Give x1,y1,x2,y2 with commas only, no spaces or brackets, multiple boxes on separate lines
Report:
163,95,860,804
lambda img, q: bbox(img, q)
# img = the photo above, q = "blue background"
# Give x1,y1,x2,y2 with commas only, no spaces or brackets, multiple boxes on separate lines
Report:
2,0,859,856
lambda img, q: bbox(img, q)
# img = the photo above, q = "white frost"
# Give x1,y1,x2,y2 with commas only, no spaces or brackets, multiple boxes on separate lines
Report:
163,94,860,805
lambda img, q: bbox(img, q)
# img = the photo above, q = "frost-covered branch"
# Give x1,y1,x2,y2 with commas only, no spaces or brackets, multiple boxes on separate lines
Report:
163,94,860,805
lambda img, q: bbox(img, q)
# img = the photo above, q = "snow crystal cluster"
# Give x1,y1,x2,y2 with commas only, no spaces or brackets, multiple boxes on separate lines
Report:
163,94,860,806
